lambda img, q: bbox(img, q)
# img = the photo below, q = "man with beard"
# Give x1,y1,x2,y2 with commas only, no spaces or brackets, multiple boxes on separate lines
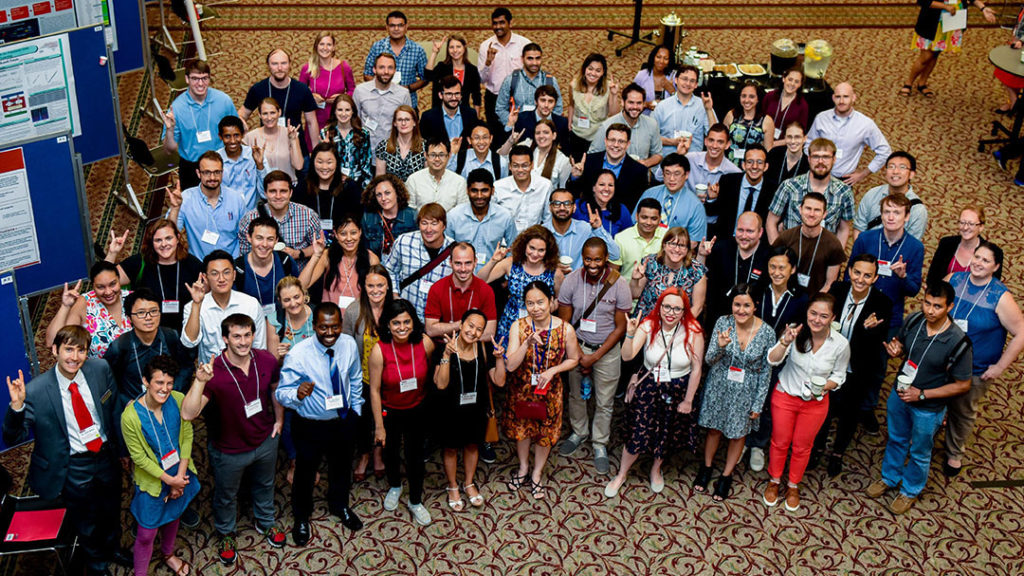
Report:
767,138,855,246
805,82,891,187
353,53,413,150
703,212,771,326
545,188,619,271
772,193,846,295
447,169,518,268
239,48,320,153
421,76,480,142
589,83,663,169
706,145,775,238
167,151,247,259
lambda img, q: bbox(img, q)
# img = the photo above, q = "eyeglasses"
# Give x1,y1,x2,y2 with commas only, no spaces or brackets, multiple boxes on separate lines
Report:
510,162,531,170
187,75,211,83
549,200,573,207
661,304,684,314
664,241,686,249
956,220,982,228
886,164,911,172
427,152,448,160
395,117,414,124
809,153,833,161
131,309,160,319
442,91,462,98
744,159,765,166
606,138,628,145
200,170,223,177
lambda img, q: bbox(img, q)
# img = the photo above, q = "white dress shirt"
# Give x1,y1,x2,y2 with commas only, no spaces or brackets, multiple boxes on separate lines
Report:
181,290,268,361
805,109,892,177
405,168,469,211
493,174,554,234
768,329,850,400
56,369,108,454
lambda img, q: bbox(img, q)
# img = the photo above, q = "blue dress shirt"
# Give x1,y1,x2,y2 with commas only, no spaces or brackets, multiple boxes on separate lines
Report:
277,335,364,418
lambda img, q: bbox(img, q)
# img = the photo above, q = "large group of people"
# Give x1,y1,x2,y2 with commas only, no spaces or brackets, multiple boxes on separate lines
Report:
5,7,1022,576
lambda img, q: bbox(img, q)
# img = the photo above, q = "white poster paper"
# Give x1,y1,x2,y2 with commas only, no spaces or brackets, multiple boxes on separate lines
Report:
0,33,81,144
0,147,40,270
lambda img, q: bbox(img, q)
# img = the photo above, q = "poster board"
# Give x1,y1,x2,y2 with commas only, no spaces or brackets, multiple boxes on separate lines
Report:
0,269,32,451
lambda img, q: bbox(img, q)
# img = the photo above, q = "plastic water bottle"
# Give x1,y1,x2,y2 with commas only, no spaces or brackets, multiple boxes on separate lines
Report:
581,375,593,400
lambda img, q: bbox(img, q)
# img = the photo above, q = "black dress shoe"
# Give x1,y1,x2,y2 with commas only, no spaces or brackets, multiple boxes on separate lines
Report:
826,454,844,478
111,547,133,568
179,505,200,528
943,461,963,477
292,521,311,546
860,411,880,435
337,507,363,531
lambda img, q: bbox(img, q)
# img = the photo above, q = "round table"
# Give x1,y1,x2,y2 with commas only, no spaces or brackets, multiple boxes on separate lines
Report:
979,45,1024,151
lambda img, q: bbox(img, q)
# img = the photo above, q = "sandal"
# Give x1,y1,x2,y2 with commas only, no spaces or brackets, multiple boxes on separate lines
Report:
530,478,546,500
164,554,191,576
712,475,733,502
445,486,464,512
693,464,713,494
506,473,527,491
898,84,912,97
917,85,935,98
464,483,484,507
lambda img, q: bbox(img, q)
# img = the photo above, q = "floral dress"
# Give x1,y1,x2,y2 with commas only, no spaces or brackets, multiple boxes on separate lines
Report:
698,315,776,439
633,255,706,318
625,324,698,456
495,263,555,346
83,289,132,358
322,126,373,189
726,116,767,164
374,140,425,181
502,318,566,447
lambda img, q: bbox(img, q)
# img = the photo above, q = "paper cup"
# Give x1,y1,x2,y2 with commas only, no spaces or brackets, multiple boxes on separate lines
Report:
809,376,827,396
558,256,573,268
896,375,914,392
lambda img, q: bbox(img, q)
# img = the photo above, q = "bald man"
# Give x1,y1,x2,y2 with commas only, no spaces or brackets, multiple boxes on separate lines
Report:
805,82,891,187
702,211,771,326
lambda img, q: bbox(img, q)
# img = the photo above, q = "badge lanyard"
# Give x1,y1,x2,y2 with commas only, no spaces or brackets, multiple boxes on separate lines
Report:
338,256,357,298
906,317,949,369
187,99,212,136
877,232,905,263
316,192,336,221
762,289,791,331
270,81,292,118
390,342,418,383
658,326,677,378
774,96,791,133
141,396,177,470
155,262,180,304
454,342,479,397
531,317,553,373
221,352,260,407
796,231,822,276
133,338,166,393
952,278,992,323
735,250,754,285
247,257,277,306
449,287,474,323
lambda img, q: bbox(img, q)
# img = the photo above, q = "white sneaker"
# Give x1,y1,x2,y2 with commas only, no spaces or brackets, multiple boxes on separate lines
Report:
384,486,402,511
409,502,432,525
749,447,765,472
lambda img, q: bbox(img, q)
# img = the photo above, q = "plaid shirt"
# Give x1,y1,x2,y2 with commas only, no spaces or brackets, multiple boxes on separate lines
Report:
363,37,428,107
237,203,322,261
383,231,453,317
768,173,855,233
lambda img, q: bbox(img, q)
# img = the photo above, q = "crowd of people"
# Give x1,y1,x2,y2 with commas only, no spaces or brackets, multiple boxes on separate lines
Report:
4,7,1023,576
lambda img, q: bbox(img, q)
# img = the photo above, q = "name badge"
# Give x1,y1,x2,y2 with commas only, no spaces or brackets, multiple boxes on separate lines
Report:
518,308,528,319
877,260,892,277
954,319,969,332
325,394,346,410
796,273,810,288
161,449,180,470
321,219,333,231
196,130,212,143
460,392,477,405
477,252,488,266
244,398,262,418
901,360,919,382
277,117,286,128
338,295,356,311
656,365,671,383
576,116,590,129
673,130,687,139
364,118,379,132
773,127,782,140
399,377,418,393
521,104,536,113
80,424,101,443
262,304,276,319
393,70,403,85
317,100,326,109
750,269,762,281
201,229,220,245
579,318,597,333
162,300,180,314
727,366,745,383
531,373,550,394
835,148,844,160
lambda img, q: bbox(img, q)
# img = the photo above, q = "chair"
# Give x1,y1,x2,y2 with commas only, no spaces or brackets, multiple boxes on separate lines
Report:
0,493,78,575
124,124,180,178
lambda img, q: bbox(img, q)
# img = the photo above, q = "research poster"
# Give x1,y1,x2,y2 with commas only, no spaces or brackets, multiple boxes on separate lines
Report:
0,146,40,270
0,32,81,144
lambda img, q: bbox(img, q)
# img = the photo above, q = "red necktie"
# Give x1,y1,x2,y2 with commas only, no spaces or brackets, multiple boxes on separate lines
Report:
68,382,103,452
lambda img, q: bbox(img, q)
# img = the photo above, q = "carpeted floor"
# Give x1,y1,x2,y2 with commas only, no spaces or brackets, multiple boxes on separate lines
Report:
6,3,1024,575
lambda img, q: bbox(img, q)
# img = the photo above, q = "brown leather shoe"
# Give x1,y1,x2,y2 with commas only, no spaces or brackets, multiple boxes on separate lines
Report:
889,494,916,514
762,481,781,507
866,479,891,499
784,485,800,511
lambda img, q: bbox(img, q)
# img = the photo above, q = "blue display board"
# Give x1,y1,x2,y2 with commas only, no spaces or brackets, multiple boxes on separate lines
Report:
0,270,32,451
66,25,121,163
111,0,144,74
6,135,91,297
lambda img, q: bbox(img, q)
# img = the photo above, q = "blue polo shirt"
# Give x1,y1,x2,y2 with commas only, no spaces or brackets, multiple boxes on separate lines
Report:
175,185,248,259
169,88,238,162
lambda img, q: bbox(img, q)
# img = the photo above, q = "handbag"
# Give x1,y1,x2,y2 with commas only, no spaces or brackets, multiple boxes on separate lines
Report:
485,381,499,443
514,399,548,421
625,340,670,404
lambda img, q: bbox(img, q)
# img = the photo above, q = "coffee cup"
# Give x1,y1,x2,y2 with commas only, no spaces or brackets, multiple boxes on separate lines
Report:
558,256,573,269
808,376,827,396
896,374,914,393
695,184,708,201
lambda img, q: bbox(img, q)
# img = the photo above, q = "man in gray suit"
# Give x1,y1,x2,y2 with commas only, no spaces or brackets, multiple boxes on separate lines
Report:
4,325,123,576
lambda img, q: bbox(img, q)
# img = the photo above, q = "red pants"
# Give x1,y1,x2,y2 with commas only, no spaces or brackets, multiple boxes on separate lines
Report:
767,387,829,484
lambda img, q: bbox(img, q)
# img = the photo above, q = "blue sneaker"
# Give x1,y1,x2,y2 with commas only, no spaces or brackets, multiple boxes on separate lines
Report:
994,150,1008,171
1015,178,1024,187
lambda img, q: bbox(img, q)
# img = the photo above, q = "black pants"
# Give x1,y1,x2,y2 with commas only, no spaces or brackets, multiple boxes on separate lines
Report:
383,403,427,505
65,449,121,573
178,157,200,190
484,91,505,151
292,414,357,521
746,368,783,449
814,370,880,456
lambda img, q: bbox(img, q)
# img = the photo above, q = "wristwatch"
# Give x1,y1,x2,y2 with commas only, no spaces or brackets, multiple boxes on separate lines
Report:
918,390,926,401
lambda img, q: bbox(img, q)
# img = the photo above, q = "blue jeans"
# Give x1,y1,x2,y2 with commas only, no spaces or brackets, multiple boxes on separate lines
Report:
881,390,946,498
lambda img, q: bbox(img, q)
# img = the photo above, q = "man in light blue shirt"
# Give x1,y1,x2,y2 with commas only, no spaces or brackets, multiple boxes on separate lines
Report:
653,65,711,157
805,82,891,186
216,116,268,212
634,153,708,247
545,189,619,271
163,60,238,190
683,124,741,206
167,151,248,259
447,169,518,268
277,302,365,540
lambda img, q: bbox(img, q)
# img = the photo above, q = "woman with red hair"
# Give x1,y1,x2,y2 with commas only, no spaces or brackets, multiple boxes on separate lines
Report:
604,287,704,498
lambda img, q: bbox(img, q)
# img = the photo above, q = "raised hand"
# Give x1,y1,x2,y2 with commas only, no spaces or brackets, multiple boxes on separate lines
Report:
194,354,215,385
450,136,463,157
163,108,176,130
608,76,620,97
251,142,264,167
490,336,506,359
528,329,544,347
884,337,903,357
61,280,82,309
166,177,183,208
432,38,445,54
699,236,716,257
311,233,326,258
707,182,720,201
890,256,907,279
700,91,714,110
717,329,731,348
491,243,509,262
107,229,130,257
781,322,801,346
442,333,458,357
862,313,883,329
287,121,300,141
631,262,645,281
507,103,520,128
571,158,585,179
625,316,640,337
587,203,603,230
6,370,25,411
486,44,498,66
185,275,208,304
675,135,692,155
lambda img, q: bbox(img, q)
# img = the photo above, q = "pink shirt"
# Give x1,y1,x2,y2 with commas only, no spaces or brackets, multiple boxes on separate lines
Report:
478,33,532,94
299,60,356,131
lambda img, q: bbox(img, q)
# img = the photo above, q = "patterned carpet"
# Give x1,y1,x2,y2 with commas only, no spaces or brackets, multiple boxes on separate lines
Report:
7,3,1024,575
